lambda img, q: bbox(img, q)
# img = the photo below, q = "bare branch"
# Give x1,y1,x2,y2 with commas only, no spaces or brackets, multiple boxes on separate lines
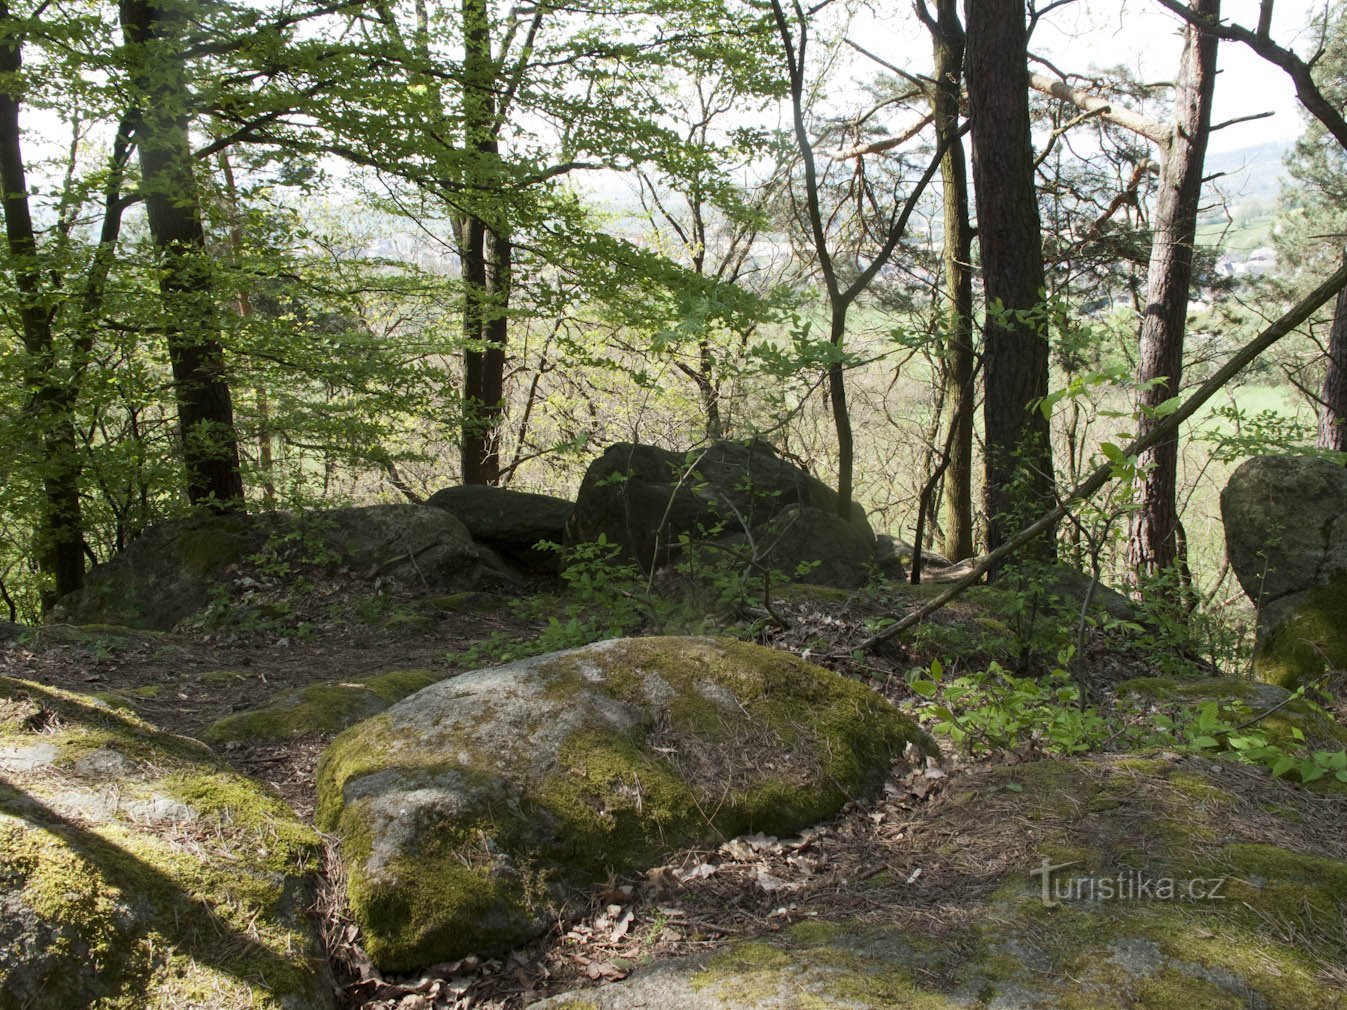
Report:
829,114,933,159
1028,70,1173,146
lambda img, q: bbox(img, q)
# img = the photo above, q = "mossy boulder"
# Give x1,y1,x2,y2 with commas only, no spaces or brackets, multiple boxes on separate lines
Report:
316,636,931,971
1221,455,1347,687
427,484,572,573
529,754,1347,1009
564,440,874,580
56,505,483,630
0,676,331,1009
203,669,441,743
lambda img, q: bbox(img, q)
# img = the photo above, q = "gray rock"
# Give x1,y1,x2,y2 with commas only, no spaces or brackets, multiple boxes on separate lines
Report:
0,620,24,642
1221,454,1347,604
565,440,873,581
56,504,482,630
427,484,572,573
316,636,931,971
0,676,332,1009
1221,455,1347,685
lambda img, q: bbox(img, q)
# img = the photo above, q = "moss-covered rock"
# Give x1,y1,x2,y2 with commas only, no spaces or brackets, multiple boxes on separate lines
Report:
527,754,1347,1009
0,676,331,1009
203,669,440,743
55,505,483,630
1221,456,1347,688
316,636,932,971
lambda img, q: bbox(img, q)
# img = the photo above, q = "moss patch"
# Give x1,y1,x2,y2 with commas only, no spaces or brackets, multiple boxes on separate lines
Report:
203,669,439,742
0,676,329,1009
1255,575,1347,688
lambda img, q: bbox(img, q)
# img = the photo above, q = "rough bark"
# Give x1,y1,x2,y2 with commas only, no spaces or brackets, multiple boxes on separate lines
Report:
925,0,976,561
965,0,1054,571
121,0,245,512
1127,0,1218,581
1318,268,1347,454
0,4,85,607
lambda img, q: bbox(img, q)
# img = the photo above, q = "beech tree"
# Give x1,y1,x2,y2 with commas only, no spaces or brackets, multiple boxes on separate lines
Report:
121,0,245,511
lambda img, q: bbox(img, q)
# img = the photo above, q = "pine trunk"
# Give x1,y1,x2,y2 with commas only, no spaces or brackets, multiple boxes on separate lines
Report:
1127,0,1218,581
965,0,1055,572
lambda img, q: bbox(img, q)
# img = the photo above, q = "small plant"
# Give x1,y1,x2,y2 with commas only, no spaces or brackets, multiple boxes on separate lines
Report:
906,652,1111,756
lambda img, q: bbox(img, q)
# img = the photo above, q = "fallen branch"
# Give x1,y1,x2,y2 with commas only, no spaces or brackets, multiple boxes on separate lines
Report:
856,259,1347,652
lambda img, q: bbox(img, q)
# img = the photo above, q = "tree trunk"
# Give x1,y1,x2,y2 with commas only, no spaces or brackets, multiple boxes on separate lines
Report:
1317,266,1347,454
829,313,854,519
457,0,508,486
928,0,976,561
965,0,1055,572
1127,0,1218,580
121,0,245,512
0,4,85,608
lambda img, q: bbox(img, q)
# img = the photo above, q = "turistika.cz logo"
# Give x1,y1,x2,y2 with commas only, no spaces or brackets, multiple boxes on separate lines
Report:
1030,858,1227,907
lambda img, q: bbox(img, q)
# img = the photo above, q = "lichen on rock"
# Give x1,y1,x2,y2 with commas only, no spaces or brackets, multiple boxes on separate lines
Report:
316,636,933,971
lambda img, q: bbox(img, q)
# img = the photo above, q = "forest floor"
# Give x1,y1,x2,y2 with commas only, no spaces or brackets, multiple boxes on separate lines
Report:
1,580,1337,1009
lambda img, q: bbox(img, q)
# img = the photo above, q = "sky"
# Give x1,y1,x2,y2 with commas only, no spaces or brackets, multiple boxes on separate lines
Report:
857,0,1324,155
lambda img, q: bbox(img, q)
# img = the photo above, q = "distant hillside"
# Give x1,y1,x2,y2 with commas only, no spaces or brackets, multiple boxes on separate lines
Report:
1205,141,1291,205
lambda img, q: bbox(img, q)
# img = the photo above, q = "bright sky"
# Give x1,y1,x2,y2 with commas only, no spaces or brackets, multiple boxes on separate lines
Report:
858,0,1323,154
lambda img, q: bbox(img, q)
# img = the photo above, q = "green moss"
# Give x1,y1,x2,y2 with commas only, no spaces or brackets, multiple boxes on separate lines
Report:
204,669,438,742
0,675,326,1009
1255,575,1347,688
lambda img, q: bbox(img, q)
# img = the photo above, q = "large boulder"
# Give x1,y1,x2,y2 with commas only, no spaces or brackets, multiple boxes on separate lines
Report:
427,484,572,573
0,677,331,1009
564,440,875,582
1221,455,1347,686
316,636,931,971
529,754,1347,1010
57,504,483,630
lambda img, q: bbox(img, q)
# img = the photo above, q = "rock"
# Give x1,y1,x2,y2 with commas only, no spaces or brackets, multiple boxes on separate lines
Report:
202,669,440,743
0,621,23,642
56,504,483,630
0,676,332,1009
997,563,1137,622
565,440,874,582
528,754,1347,1010
755,506,877,588
427,484,572,573
316,636,931,971
1221,455,1347,686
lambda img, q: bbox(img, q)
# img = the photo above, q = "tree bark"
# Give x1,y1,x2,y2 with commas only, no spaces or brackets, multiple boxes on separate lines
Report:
0,4,85,608
121,0,245,512
965,0,1054,572
457,0,507,486
1318,264,1347,454
1127,0,1218,581
926,0,976,561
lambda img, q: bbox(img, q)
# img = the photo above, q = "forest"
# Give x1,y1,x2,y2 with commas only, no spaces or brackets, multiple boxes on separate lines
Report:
0,0,1341,624
4,0,1347,1007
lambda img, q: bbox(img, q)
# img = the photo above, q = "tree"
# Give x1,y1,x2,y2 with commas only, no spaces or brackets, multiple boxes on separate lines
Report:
964,0,1054,570
0,1,86,606
1126,0,1219,585
120,0,245,511
919,0,975,562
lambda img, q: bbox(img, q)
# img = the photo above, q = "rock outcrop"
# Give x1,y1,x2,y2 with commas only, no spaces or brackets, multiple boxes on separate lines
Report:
564,440,876,584
1221,455,1347,686
0,677,332,1009
316,636,931,970
57,504,483,630
427,484,573,573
